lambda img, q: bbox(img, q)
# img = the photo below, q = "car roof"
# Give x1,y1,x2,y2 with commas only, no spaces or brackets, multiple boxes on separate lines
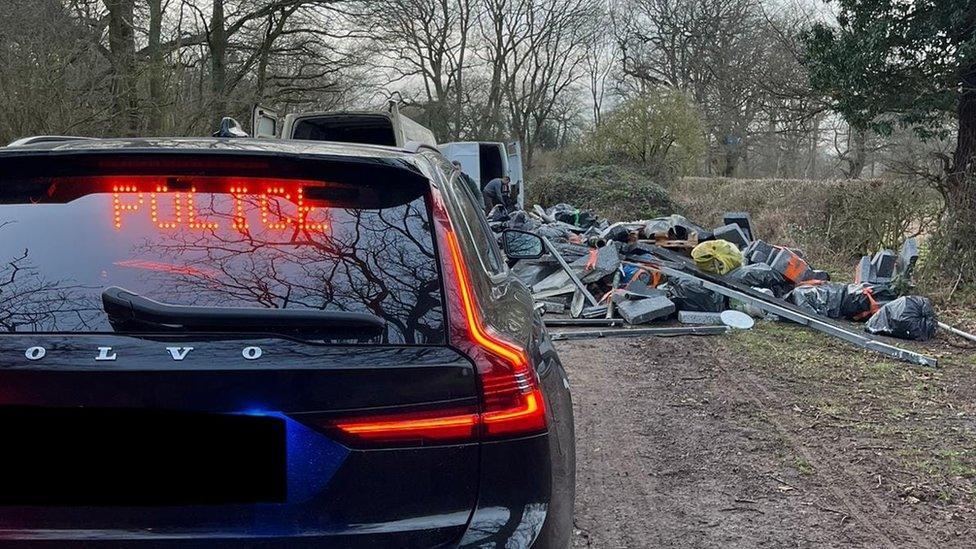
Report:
1,137,426,163
0,137,447,194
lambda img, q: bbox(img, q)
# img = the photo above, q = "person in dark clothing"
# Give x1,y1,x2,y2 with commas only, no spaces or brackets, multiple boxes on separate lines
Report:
452,160,483,204
482,175,511,213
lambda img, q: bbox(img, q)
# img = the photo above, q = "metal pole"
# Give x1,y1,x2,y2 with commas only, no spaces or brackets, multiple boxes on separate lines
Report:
540,235,600,307
648,263,938,367
939,322,976,344
545,318,626,327
550,325,728,341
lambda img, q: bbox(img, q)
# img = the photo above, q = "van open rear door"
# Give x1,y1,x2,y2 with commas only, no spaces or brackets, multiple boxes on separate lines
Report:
251,105,279,138
506,141,524,207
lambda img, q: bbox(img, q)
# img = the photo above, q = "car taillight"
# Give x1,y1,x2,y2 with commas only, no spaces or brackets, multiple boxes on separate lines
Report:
318,188,547,446
440,228,547,438
325,406,480,445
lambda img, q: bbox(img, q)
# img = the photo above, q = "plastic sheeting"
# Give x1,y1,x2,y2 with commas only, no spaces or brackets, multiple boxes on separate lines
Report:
788,283,848,319
865,296,938,341
727,263,791,296
691,240,743,275
640,215,710,241
844,283,897,320
661,277,725,312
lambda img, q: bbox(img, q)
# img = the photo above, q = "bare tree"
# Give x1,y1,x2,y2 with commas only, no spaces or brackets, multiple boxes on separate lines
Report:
105,0,140,134
617,0,817,177
356,0,475,140
502,0,598,166
0,225,100,332
583,16,617,128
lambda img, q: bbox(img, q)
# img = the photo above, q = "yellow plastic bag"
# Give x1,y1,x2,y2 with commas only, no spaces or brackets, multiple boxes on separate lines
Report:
691,240,743,275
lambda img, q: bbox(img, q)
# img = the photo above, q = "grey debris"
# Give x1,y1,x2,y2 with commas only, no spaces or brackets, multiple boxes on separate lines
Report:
896,237,919,280
723,212,754,241
570,244,621,284
616,295,676,324
549,325,728,341
742,240,774,264
712,224,750,249
570,289,586,318
677,311,725,325
871,249,896,279
536,300,566,314
581,305,609,318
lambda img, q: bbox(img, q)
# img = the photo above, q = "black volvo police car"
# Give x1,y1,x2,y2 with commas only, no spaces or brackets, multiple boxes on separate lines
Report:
0,137,575,547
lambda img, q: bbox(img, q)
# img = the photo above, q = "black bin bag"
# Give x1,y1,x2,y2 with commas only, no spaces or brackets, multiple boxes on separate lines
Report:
864,296,938,341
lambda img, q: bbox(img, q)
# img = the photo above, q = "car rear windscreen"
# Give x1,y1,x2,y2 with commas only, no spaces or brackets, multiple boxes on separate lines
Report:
0,173,444,344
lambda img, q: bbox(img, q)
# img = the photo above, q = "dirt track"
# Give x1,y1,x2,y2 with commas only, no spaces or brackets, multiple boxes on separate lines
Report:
562,327,976,548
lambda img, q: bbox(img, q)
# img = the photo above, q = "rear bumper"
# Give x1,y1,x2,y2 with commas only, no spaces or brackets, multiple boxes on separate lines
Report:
459,434,557,548
0,527,466,548
0,435,558,549
0,431,478,548
0,530,464,548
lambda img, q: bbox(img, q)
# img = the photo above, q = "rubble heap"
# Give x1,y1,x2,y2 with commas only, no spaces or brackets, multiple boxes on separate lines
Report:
493,203,936,346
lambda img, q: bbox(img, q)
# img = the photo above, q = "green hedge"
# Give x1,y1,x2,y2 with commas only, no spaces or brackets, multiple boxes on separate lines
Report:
527,165,675,220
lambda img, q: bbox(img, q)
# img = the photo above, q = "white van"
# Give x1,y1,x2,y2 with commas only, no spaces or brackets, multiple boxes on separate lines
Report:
438,141,525,208
252,103,436,148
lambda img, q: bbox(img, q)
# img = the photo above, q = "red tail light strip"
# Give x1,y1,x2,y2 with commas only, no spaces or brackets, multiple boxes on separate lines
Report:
442,229,547,437
318,188,547,447
443,230,528,367
328,407,479,445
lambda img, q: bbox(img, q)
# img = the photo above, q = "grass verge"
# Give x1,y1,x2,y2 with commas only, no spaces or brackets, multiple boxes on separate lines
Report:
723,321,976,505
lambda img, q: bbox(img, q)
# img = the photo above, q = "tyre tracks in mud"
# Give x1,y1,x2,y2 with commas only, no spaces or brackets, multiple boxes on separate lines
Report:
564,335,941,548
733,370,934,549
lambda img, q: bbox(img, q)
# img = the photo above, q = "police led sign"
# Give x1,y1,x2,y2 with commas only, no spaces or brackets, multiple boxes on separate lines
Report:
109,180,328,232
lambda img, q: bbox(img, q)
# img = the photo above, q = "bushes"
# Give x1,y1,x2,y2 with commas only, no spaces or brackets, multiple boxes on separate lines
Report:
529,170,940,280
671,177,940,274
528,165,675,221
572,91,706,178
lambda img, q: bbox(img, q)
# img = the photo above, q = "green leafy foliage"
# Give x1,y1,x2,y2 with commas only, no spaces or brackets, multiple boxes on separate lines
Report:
802,0,972,138
803,1,976,284
573,90,706,177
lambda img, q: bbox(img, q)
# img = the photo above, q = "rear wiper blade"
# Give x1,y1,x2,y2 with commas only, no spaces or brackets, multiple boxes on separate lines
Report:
101,286,386,339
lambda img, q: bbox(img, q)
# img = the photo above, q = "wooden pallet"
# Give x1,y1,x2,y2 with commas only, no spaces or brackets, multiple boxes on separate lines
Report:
648,232,699,251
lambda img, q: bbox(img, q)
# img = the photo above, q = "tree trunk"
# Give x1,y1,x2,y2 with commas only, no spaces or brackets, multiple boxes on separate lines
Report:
210,0,228,128
147,0,164,134
722,137,740,177
806,116,822,178
106,0,137,136
480,2,506,138
943,65,976,280
846,126,868,179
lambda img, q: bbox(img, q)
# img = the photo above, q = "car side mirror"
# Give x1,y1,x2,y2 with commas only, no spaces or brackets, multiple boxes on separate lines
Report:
502,230,545,260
